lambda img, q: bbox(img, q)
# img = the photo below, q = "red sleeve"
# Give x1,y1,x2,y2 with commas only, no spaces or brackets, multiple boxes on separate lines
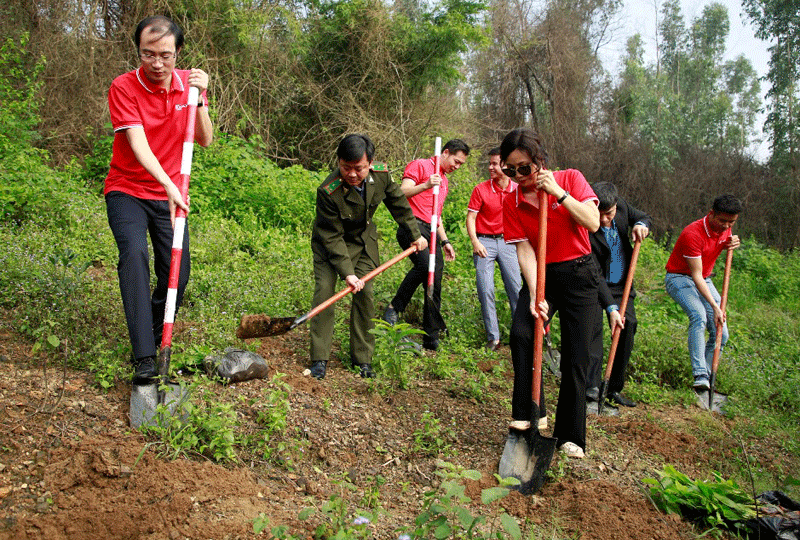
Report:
108,79,142,132
503,194,526,243
682,229,704,258
402,160,426,186
564,169,597,204
467,184,483,212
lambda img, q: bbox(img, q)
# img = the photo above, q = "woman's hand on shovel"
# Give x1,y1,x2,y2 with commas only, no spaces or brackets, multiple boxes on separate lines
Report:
530,299,549,319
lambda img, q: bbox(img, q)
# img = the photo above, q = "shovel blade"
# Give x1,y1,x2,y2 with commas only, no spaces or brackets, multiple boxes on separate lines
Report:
236,314,296,339
695,389,728,414
129,382,191,428
498,427,557,495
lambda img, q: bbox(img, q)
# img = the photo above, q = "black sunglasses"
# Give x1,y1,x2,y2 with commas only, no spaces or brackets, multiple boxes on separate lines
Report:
502,164,536,178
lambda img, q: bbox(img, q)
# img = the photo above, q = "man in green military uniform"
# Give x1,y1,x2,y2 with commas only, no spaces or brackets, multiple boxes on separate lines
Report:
310,134,427,379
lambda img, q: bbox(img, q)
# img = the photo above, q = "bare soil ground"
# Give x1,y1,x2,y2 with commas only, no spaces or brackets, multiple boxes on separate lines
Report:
0,317,792,540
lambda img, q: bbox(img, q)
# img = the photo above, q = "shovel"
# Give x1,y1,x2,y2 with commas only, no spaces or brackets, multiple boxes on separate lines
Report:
598,239,641,416
237,246,419,339
703,246,733,413
130,86,199,428
498,189,557,495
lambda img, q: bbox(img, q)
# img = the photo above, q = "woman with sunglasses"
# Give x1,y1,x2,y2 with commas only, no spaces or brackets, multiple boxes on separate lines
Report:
500,128,600,459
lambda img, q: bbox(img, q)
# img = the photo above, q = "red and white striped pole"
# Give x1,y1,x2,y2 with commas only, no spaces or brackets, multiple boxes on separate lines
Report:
426,137,442,299
160,85,199,352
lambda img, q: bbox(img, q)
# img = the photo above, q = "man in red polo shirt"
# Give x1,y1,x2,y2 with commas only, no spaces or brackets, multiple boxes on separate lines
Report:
383,139,470,351
466,147,521,351
664,195,742,391
105,15,213,384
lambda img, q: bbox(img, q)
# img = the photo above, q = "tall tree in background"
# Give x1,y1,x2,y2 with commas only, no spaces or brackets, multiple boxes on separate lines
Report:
744,0,800,247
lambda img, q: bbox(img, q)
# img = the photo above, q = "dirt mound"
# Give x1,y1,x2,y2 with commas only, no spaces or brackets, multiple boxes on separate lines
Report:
1,319,794,539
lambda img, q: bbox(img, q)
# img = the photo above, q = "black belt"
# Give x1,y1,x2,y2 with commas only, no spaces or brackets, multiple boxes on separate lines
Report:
478,233,504,239
547,253,592,269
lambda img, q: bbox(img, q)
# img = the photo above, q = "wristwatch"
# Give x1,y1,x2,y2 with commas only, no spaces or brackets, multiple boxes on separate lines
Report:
557,191,569,204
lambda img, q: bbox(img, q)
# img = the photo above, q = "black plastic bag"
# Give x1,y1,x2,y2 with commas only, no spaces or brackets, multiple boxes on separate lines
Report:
744,491,800,540
204,347,269,383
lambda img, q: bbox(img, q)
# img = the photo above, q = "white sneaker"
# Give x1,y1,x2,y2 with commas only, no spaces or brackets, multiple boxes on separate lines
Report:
537,417,548,430
558,442,585,459
509,420,531,430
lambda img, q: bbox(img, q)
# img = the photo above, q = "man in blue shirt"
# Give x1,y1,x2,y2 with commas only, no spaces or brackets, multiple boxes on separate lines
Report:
587,182,652,408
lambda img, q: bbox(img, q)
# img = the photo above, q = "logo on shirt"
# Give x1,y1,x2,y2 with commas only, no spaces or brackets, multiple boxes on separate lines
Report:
175,104,190,111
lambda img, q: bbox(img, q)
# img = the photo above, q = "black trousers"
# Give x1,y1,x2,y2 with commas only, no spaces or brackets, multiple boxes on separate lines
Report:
391,218,444,345
588,286,638,394
106,192,190,361
510,254,600,450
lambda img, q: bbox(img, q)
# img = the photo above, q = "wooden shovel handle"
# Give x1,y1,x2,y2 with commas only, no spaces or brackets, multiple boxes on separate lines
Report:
298,246,418,325
603,239,641,380
710,246,734,374
532,190,548,404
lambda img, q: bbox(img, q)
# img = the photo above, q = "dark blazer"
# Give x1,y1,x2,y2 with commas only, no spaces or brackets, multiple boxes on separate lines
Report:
590,197,652,308
311,164,419,279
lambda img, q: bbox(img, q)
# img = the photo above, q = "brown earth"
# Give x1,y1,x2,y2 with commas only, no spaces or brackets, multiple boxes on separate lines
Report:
0,318,791,540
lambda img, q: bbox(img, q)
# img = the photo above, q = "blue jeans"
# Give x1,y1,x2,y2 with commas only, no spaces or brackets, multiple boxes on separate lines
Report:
473,236,521,342
664,273,728,381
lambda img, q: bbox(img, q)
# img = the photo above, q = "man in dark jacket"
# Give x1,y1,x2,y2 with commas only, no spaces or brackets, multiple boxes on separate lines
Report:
310,134,427,379
587,182,651,407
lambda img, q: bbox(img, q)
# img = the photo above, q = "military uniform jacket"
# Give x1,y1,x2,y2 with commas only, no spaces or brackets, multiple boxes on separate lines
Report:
311,164,419,279
590,197,652,308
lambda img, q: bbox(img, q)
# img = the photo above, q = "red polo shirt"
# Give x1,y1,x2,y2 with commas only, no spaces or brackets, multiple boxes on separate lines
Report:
502,169,598,264
403,157,449,222
665,214,732,278
105,68,207,200
467,179,517,235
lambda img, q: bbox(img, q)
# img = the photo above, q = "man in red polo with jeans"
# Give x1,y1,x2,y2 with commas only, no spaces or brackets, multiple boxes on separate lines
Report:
664,194,742,391
383,139,470,351
466,147,521,351
105,15,213,384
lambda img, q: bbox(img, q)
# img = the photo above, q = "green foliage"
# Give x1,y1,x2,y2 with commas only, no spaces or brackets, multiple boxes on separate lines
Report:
247,373,294,464
142,385,239,462
401,461,523,540
190,133,322,230
644,465,756,533
369,320,425,391
411,411,455,457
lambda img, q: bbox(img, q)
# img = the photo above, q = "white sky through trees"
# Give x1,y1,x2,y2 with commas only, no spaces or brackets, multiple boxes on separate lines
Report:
599,0,772,161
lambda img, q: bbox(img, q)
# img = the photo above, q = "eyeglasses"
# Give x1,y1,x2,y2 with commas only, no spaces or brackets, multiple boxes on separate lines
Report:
140,51,177,62
501,164,536,178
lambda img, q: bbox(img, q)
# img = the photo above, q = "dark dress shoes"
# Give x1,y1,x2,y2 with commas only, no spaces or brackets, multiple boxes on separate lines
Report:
609,392,637,407
310,360,327,379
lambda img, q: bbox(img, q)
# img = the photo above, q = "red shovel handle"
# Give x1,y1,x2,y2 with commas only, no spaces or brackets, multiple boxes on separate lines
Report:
710,247,734,374
532,190,548,404
297,246,418,326
603,239,641,380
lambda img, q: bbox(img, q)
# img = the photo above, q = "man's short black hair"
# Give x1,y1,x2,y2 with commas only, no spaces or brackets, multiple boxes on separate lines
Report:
337,134,374,162
443,139,470,156
500,128,548,168
134,16,184,51
592,182,619,212
488,147,501,157
712,194,743,215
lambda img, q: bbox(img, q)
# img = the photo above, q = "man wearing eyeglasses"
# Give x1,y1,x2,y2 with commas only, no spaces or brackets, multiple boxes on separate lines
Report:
105,15,213,384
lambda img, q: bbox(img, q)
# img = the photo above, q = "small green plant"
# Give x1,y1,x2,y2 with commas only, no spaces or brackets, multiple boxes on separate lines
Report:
643,465,756,533
400,460,524,539
411,410,454,457
369,320,425,391
247,373,293,465
142,387,238,462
